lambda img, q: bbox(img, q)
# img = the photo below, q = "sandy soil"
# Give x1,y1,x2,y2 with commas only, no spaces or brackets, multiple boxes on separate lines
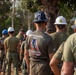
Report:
0,71,22,75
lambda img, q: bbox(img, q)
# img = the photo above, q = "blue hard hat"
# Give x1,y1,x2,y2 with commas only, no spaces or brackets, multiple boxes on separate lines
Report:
2,29,8,35
33,11,48,23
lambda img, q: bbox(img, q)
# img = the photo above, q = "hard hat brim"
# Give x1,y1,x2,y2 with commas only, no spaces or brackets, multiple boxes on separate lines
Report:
71,25,76,29
33,19,48,23
70,17,76,21
54,23,67,25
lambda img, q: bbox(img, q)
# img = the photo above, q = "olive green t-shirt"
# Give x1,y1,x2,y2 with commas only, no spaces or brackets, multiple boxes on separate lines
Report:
54,42,65,61
50,32,69,52
63,33,76,63
25,30,54,61
4,36,19,52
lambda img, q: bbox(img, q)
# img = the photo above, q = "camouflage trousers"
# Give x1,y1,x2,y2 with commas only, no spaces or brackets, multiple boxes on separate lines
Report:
0,50,5,70
21,58,28,75
6,51,19,75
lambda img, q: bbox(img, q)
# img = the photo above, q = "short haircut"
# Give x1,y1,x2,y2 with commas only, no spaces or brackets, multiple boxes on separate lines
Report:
8,31,14,34
35,21,46,24
57,25,66,29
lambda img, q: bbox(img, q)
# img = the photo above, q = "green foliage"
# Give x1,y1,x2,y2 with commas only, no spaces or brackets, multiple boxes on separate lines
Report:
18,0,76,33
58,0,76,34
0,1,12,36
20,0,42,13
59,0,76,10
0,0,76,35
0,1,12,18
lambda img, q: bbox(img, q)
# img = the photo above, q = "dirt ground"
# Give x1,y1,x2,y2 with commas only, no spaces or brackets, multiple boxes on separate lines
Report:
0,63,23,75
0,71,22,75
0,67,22,75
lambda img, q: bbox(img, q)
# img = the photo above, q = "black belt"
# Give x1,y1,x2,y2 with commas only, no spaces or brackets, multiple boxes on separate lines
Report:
30,58,48,62
9,51,17,53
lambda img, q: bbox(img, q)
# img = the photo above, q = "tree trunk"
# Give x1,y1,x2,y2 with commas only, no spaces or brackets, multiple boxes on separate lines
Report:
41,0,59,33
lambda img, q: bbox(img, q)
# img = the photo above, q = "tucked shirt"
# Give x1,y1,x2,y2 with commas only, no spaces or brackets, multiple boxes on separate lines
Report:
4,36,19,52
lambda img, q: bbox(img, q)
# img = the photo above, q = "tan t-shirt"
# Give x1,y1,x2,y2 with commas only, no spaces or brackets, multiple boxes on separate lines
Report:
63,33,76,63
25,30,54,61
4,36,19,52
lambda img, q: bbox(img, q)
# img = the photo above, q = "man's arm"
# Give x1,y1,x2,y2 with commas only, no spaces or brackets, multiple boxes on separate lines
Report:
20,48,23,60
24,49,29,73
50,42,64,75
20,42,24,60
50,57,61,75
49,53,54,60
17,41,21,53
61,62,74,75
4,42,7,53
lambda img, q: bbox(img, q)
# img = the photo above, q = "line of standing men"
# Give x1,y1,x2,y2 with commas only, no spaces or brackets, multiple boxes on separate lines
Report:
50,18,76,75
0,10,76,75
24,10,70,75
24,10,76,75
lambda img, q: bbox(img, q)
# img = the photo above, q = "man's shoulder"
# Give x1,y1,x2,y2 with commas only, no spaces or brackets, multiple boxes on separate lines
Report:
50,32,58,37
14,36,19,41
43,33,54,42
9,36,19,41
49,32,60,40
66,33,76,41
71,33,76,37
42,32,51,37
4,36,9,42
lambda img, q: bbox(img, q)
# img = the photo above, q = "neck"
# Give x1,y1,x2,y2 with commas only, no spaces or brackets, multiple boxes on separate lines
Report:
35,23,45,32
9,34,14,36
2,35,6,37
36,27,45,32
56,29,63,32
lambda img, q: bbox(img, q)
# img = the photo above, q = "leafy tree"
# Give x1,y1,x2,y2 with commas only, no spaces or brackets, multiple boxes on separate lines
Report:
17,0,76,33
15,0,35,31
0,0,12,36
58,0,76,34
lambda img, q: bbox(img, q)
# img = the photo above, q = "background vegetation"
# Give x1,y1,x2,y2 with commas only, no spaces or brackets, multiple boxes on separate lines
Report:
0,0,76,36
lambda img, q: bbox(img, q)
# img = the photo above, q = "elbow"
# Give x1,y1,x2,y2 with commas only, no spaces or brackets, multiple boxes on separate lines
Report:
24,50,29,56
50,57,58,68
24,50,29,59
24,52,27,59
50,60,55,68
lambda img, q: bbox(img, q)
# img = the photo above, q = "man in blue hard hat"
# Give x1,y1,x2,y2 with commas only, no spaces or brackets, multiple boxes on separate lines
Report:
0,29,8,72
0,29,8,45
24,11,55,75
